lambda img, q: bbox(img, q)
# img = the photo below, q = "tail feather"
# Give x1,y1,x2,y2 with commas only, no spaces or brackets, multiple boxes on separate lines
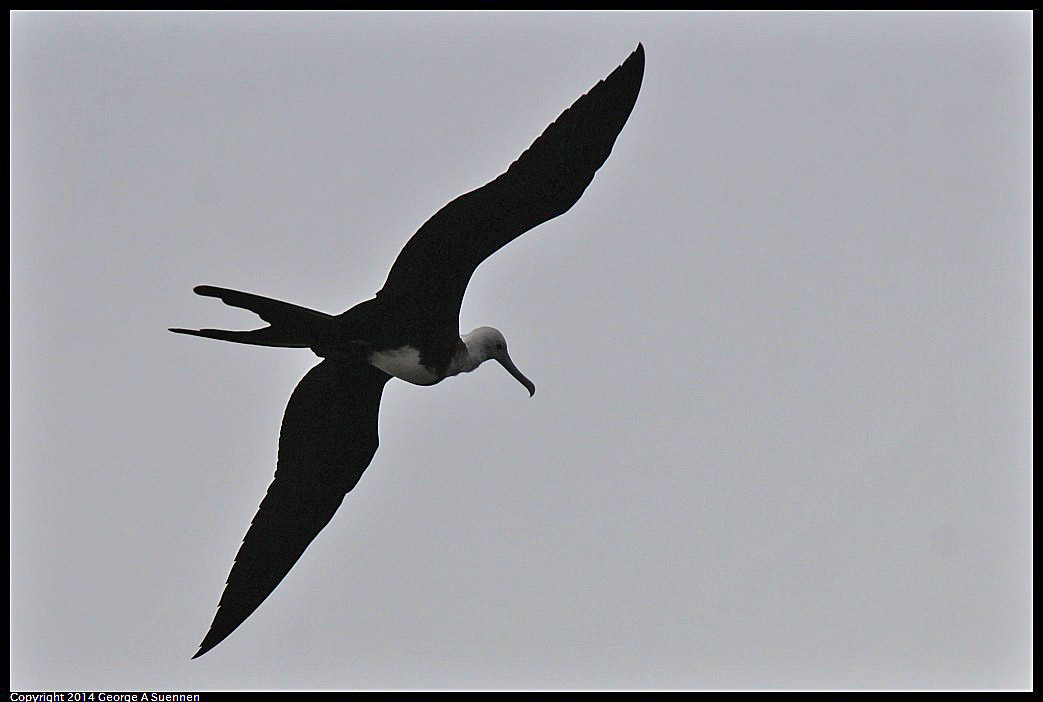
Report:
168,326,310,347
171,286,334,348
193,285,333,326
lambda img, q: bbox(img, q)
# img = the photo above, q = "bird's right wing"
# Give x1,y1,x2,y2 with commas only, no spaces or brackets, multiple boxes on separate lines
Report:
377,44,644,332
193,359,390,658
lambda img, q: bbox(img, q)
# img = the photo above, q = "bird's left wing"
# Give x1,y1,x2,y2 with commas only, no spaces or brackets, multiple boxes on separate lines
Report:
193,359,390,658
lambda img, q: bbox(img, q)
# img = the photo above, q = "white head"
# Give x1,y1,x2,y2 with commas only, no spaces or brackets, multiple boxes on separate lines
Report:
462,326,536,396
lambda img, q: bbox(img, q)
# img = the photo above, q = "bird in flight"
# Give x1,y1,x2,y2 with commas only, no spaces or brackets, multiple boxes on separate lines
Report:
172,44,644,658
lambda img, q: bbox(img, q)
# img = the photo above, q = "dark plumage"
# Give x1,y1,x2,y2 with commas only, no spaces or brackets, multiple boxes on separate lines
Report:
173,44,644,658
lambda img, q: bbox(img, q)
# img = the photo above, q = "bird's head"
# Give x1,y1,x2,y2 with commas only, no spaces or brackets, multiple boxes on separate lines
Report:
464,326,536,397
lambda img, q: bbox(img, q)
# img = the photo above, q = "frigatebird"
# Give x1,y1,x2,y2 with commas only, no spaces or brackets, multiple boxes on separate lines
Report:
172,44,644,658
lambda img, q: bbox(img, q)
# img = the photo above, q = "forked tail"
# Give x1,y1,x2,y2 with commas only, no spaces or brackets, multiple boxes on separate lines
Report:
170,285,334,348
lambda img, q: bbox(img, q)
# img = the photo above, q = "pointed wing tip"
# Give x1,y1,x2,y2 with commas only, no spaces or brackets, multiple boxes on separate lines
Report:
628,44,645,77
192,624,227,659
629,43,645,66
606,43,644,96
191,639,213,659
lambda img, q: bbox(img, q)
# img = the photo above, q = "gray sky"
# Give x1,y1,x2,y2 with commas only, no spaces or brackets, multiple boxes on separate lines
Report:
10,11,1032,691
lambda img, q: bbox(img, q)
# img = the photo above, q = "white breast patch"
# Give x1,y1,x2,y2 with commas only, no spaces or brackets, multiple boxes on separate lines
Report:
369,346,441,385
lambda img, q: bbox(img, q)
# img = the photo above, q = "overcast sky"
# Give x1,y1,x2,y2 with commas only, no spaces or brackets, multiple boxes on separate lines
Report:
10,11,1032,691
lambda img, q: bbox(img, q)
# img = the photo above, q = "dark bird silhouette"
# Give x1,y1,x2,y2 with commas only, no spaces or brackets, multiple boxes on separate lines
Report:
172,44,644,659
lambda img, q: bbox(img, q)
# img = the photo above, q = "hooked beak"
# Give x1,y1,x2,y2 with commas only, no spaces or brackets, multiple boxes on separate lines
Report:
497,353,536,397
